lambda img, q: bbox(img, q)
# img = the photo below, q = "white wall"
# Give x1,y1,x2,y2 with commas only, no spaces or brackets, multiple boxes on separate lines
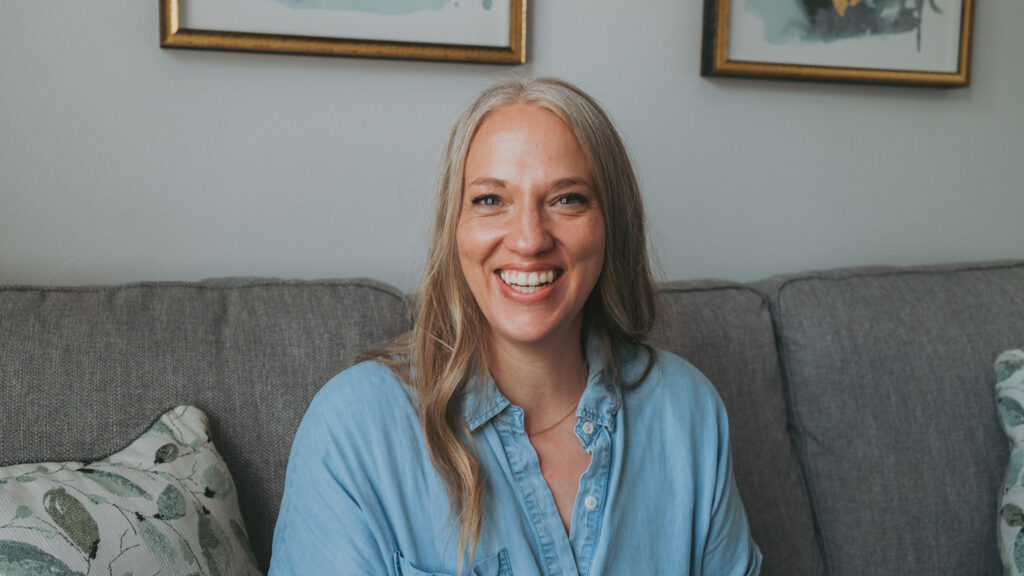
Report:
2,1,1021,291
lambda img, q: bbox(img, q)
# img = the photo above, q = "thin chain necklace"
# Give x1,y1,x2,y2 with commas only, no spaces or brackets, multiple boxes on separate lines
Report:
527,402,579,437
526,361,588,437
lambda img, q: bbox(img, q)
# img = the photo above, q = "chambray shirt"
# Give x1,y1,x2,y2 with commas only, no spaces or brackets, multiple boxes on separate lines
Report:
270,339,762,576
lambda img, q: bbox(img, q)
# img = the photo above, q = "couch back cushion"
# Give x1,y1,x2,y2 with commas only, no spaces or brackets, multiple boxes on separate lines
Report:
759,261,1024,576
652,281,824,576
0,278,410,572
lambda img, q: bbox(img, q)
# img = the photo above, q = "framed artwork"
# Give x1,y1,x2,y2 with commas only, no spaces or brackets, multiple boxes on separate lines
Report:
701,0,974,86
160,0,526,64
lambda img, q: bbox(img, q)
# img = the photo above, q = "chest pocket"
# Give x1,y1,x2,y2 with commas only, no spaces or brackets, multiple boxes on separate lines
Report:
395,548,512,576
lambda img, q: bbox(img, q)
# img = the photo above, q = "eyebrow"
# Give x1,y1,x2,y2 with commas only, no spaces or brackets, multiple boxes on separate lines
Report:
466,177,507,189
550,177,591,191
465,177,592,190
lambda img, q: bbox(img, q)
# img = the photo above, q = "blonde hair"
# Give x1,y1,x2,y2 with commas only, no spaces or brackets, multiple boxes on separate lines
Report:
370,76,657,569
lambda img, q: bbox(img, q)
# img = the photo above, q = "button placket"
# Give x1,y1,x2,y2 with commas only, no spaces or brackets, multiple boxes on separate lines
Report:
491,417,574,575
570,423,612,576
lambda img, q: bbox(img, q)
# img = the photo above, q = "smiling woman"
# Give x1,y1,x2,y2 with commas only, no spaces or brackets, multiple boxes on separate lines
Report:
269,77,762,576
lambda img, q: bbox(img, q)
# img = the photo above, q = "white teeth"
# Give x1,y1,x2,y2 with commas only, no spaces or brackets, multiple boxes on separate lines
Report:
499,270,557,291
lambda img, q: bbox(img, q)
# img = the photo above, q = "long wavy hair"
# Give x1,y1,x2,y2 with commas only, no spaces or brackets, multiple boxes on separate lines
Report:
370,76,657,570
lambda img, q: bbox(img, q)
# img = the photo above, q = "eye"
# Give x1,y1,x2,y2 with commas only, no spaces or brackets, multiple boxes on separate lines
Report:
556,193,588,206
471,194,500,206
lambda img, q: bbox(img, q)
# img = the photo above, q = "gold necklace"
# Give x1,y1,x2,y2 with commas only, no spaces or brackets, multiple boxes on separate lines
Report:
527,402,579,437
526,361,588,437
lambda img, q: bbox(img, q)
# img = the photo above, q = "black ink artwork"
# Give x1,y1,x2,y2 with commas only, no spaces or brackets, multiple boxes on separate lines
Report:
799,0,943,50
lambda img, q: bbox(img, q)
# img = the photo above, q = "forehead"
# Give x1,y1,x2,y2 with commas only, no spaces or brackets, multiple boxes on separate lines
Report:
464,104,592,183
474,103,570,141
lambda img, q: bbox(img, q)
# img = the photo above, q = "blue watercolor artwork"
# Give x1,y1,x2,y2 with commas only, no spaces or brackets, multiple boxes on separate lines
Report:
745,0,946,51
269,0,492,14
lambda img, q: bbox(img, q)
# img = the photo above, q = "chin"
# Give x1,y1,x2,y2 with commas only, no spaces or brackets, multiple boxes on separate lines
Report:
489,314,582,349
501,330,560,347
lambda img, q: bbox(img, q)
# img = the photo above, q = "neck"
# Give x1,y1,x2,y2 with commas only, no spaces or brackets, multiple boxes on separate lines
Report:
486,327,588,429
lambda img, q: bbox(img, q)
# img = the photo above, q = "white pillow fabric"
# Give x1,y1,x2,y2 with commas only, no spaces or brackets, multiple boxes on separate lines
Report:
997,349,1024,575
0,405,260,576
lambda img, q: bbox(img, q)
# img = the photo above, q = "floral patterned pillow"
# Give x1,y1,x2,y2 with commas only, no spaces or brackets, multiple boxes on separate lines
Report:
997,350,1024,575
0,405,260,576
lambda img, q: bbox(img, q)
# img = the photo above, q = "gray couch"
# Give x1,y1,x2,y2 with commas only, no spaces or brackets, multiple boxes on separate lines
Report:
2,260,1021,575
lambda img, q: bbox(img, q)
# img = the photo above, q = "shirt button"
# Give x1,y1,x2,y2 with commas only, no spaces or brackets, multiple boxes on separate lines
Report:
582,421,595,435
584,496,599,510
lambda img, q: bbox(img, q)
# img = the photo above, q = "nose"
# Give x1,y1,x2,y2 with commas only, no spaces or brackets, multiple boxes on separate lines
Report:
508,204,554,256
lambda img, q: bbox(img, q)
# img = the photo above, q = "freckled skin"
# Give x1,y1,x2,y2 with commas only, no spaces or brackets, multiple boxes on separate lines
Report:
457,104,605,355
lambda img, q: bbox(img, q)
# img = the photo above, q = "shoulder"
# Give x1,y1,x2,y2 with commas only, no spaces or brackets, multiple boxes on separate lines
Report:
312,360,415,414
622,347,727,427
296,360,420,452
627,347,721,403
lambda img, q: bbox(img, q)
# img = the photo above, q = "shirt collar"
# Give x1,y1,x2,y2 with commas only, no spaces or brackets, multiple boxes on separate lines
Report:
462,334,622,433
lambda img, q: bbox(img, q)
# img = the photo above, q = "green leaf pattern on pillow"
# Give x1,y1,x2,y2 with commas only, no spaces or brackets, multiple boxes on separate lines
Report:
0,405,260,575
997,350,1024,575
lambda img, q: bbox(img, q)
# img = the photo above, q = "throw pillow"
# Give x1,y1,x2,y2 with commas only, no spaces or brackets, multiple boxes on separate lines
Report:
0,405,260,576
997,349,1024,575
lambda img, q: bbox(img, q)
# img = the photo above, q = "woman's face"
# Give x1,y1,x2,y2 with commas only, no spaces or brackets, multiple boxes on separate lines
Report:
457,104,605,351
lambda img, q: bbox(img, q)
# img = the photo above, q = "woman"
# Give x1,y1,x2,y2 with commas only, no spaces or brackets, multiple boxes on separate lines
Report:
270,77,762,576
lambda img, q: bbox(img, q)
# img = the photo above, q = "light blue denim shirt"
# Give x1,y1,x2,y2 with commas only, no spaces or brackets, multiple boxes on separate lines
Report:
270,339,762,575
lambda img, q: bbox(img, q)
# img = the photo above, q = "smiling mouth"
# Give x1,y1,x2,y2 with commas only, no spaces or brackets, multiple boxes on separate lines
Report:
498,270,561,294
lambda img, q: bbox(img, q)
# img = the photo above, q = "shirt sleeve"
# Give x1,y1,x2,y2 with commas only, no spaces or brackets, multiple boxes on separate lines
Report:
269,388,391,576
700,399,764,576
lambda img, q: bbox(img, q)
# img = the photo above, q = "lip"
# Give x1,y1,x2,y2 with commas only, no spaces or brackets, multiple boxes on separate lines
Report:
496,263,563,273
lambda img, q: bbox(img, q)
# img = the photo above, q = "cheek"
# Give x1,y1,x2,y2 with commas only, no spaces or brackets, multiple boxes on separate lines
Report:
583,220,606,268
457,220,503,262
455,225,476,265
593,228,607,258
583,226,606,299
455,223,491,286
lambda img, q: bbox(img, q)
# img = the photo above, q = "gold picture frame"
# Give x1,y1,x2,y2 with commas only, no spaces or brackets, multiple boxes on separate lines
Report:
701,0,973,87
160,0,526,64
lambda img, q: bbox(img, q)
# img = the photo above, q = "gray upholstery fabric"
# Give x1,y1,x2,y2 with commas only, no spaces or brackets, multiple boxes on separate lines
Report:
17,263,1013,575
0,278,410,573
757,261,1024,576
652,281,824,576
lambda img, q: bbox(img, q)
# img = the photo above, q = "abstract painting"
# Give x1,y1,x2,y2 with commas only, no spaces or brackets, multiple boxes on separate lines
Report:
701,0,973,86
160,0,526,64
